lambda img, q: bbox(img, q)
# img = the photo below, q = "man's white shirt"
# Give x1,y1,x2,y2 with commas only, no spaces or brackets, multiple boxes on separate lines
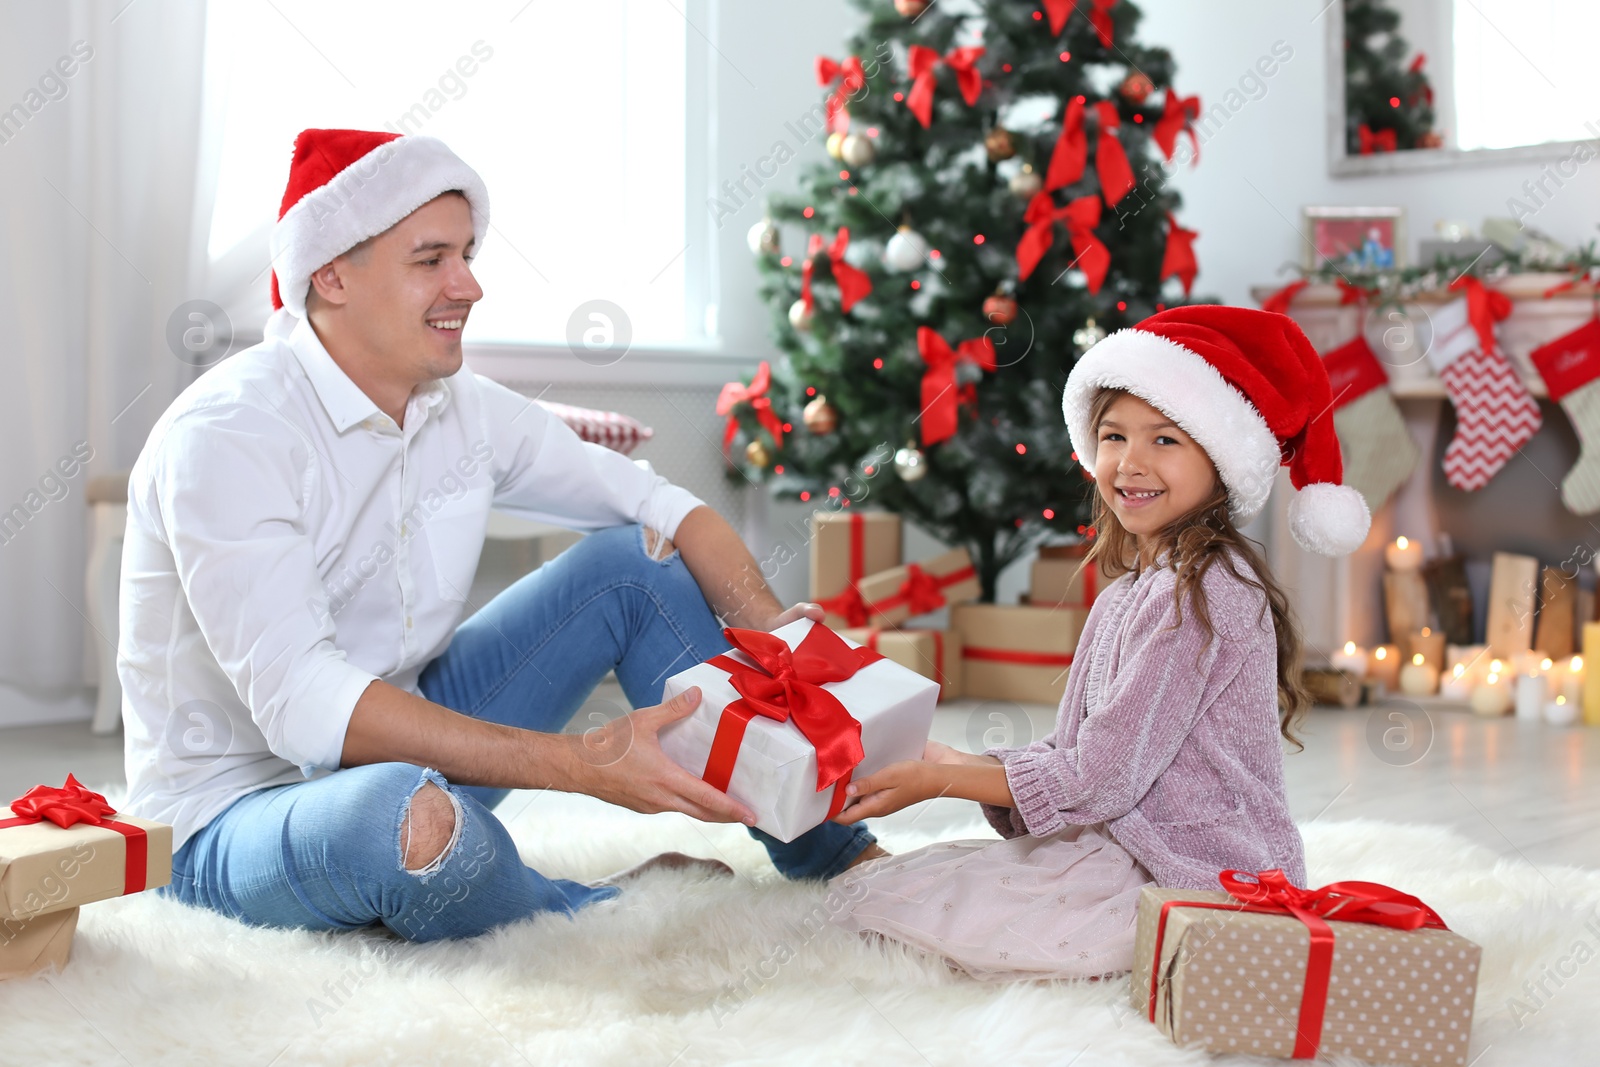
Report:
119,316,705,850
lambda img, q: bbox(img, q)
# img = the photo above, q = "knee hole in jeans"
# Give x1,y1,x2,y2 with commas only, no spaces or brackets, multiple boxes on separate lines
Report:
401,779,463,875
641,526,676,562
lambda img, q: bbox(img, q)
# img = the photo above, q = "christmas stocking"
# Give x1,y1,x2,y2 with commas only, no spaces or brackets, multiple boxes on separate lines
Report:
1428,295,1542,491
1323,335,1419,512
1531,318,1600,514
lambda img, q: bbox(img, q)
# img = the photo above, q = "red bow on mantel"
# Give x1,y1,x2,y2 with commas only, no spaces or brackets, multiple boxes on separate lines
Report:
1147,868,1450,1061
716,361,785,459
1261,279,1310,314
1449,275,1513,356
802,228,872,315
702,624,884,818
917,326,996,446
1358,124,1398,154
1016,192,1109,291
904,45,985,129
1153,89,1201,163
0,774,150,895
815,54,866,133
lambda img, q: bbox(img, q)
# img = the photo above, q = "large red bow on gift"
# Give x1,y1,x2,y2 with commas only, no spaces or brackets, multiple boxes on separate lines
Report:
706,625,879,799
1153,89,1201,162
1449,275,1513,357
815,54,866,133
1160,214,1199,296
7,774,116,828
1148,868,1450,1061
716,361,785,459
1358,124,1397,154
802,228,871,314
1016,192,1109,290
904,45,984,129
917,326,996,446
1045,95,1087,191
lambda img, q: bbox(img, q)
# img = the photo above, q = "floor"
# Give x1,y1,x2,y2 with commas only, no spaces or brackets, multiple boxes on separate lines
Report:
5,692,1599,876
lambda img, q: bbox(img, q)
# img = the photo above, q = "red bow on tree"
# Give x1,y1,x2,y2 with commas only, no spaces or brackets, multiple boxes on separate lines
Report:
917,326,996,446
801,228,871,315
1358,124,1397,154
1016,192,1109,291
716,361,785,459
1449,275,1513,356
904,45,985,129
7,774,117,829
1087,0,1118,47
816,55,866,133
1045,95,1087,191
1092,100,1135,207
1153,89,1201,162
1160,214,1199,296
1408,53,1435,104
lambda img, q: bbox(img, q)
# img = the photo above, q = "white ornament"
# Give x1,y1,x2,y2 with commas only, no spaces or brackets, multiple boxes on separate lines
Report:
839,133,876,168
747,218,780,256
788,299,813,332
894,445,927,481
883,226,929,272
1008,164,1042,200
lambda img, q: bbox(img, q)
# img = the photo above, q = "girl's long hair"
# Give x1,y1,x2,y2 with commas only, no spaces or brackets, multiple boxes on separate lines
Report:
1080,388,1310,748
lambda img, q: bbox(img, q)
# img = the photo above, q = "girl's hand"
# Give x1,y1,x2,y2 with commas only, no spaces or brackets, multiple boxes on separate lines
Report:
832,760,947,825
923,740,969,766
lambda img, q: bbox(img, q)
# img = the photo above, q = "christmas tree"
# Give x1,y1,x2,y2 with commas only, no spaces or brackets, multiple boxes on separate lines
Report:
719,0,1204,599
1343,0,1438,154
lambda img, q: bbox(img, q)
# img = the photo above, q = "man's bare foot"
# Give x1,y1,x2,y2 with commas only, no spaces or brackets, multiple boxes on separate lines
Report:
597,851,735,886
844,842,891,870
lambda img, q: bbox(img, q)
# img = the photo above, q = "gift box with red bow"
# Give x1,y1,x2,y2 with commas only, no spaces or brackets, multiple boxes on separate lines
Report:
1130,871,1481,1065
0,907,78,980
809,511,902,629
953,603,1087,705
1030,543,1109,609
854,547,982,628
658,619,940,842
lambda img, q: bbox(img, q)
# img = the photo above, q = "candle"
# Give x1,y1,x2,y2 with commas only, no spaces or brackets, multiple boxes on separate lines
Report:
1562,655,1585,707
1547,694,1580,727
1470,670,1513,716
1399,653,1439,696
1331,641,1368,679
1368,644,1401,691
1404,627,1446,667
1514,666,1551,721
1439,661,1474,701
1585,624,1600,726
1385,535,1423,571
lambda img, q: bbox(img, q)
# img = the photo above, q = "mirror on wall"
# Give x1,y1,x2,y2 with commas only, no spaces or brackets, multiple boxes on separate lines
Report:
1330,0,1599,175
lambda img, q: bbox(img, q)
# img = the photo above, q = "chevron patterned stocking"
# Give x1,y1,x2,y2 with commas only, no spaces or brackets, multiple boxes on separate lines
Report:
1531,318,1600,514
1428,297,1542,491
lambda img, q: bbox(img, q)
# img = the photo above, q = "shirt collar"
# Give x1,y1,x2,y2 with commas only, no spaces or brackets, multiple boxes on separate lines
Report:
288,316,452,434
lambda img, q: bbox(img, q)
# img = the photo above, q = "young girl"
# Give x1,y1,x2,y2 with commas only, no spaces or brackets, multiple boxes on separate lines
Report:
829,306,1372,982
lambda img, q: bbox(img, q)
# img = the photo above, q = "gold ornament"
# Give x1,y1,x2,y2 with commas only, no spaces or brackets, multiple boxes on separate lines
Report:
894,445,927,481
840,132,876,168
826,131,847,161
1119,71,1155,105
894,0,930,15
984,127,1016,163
1073,317,1107,351
1008,163,1042,200
745,439,772,468
746,217,780,256
788,299,814,332
803,395,839,435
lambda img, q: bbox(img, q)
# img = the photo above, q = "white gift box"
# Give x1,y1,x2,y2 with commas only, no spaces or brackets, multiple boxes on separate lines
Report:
658,619,941,842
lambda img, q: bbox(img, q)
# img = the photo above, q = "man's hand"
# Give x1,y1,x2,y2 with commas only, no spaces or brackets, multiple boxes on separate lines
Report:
573,686,758,825
752,601,825,633
832,759,946,825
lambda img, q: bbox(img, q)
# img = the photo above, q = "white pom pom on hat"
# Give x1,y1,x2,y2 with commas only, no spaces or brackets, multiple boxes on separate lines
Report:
1061,305,1372,557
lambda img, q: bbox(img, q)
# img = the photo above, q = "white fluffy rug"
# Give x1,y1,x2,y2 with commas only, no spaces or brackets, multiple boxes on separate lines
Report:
4,786,1597,1066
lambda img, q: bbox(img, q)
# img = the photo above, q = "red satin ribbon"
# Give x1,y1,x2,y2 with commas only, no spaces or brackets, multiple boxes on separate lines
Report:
1358,124,1397,154
866,561,979,619
1153,89,1200,162
1045,95,1087,191
1088,0,1117,47
1147,868,1449,1060
716,361,785,459
1160,214,1199,296
801,228,871,314
1093,101,1134,207
963,646,1073,667
700,624,884,820
1016,192,1109,290
1541,268,1587,299
0,774,149,897
815,54,865,133
917,326,996,446
1261,279,1310,314
1448,275,1512,357
817,513,870,626
905,45,985,129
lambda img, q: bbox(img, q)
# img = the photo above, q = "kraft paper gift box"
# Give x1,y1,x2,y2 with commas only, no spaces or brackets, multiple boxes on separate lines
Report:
952,603,1087,705
855,547,982,628
1130,879,1481,1066
0,907,78,981
809,511,902,628
658,618,940,842
838,626,963,701
1030,544,1109,608
1,776,173,921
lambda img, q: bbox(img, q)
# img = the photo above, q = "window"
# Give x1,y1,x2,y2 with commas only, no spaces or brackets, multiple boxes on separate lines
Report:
1453,0,1600,151
203,0,690,345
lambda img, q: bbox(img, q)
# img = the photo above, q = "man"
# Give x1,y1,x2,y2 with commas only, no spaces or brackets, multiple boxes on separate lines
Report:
119,129,882,942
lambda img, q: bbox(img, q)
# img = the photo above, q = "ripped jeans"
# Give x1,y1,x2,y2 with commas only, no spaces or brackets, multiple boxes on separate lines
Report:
161,524,877,942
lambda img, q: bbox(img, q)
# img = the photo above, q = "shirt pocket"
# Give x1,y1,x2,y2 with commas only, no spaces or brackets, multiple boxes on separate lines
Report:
423,486,494,602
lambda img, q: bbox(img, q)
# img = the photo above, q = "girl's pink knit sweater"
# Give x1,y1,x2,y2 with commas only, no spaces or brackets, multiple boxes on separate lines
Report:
981,548,1307,889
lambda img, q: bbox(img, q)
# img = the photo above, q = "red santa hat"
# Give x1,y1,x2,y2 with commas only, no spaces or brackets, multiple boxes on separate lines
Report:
268,129,490,319
1062,305,1372,556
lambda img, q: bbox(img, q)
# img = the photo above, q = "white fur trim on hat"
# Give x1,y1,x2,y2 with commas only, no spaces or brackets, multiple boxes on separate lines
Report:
1062,327,1282,525
269,136,489,318
1289,481,1372,556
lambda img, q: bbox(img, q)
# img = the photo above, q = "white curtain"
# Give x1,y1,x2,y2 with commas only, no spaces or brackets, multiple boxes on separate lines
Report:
0,0,210,725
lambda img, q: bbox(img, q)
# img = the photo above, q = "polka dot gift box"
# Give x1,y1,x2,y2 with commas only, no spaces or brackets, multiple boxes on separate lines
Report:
1129,872,1481,1065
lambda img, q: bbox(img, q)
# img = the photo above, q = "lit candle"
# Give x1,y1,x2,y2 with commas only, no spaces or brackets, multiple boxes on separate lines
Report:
1562,655,1585,707
1514,661,1552,721
1399,652,1439,696
1405,627,1446,667
1385,535,1423,571
1547,693,1580,727
1438,661,1474,701
1470,670,1513,717
1368,644,1401,691
1331,641,1368,679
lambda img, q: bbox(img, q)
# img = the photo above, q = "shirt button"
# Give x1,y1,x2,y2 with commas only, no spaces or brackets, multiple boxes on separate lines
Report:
400,524,408,536
406,616,413,628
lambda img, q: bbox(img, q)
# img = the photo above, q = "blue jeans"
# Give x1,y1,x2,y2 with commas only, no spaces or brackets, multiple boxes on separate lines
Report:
161,524,876,942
